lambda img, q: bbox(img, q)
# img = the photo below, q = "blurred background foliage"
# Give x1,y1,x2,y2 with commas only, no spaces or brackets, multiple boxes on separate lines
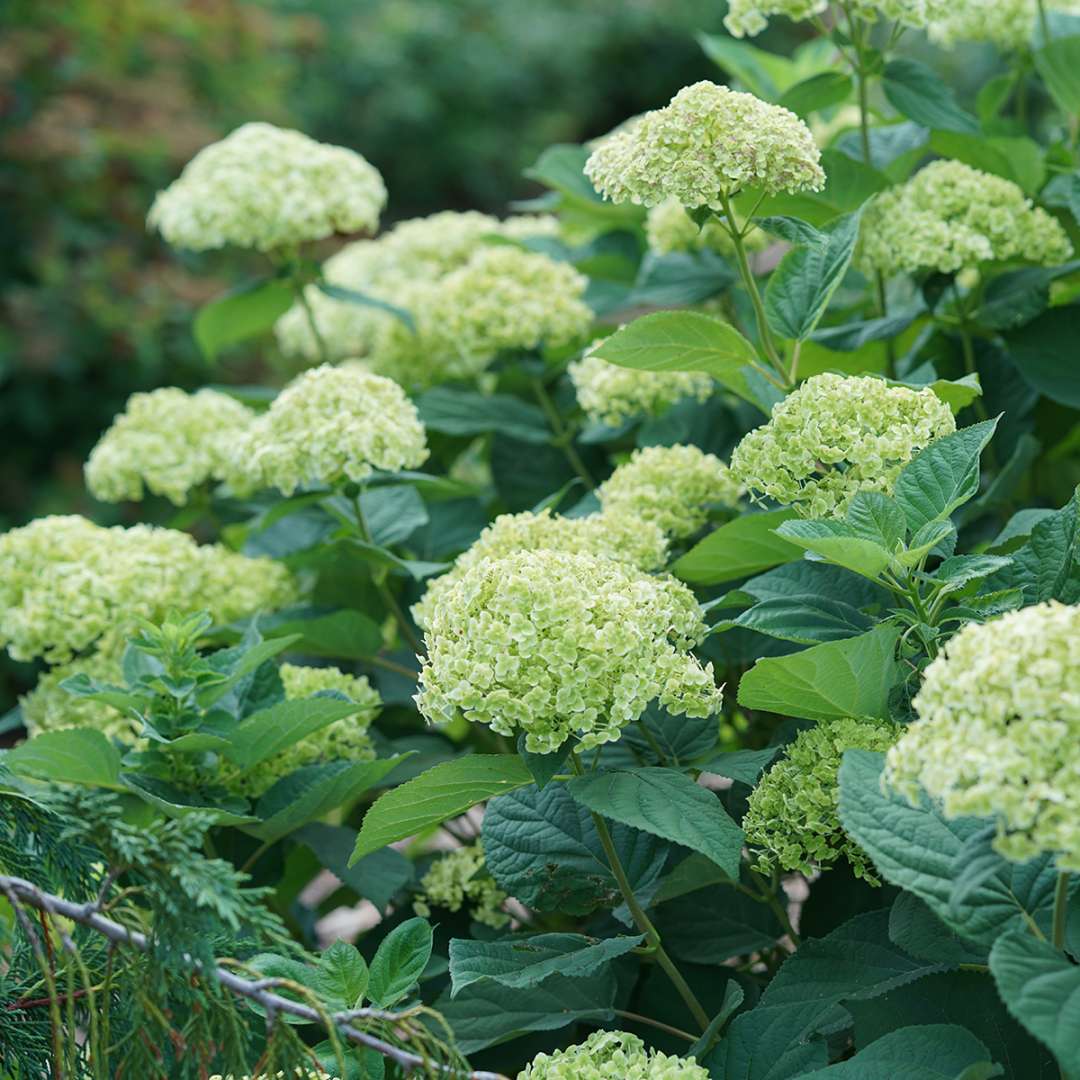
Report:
0,0,726,528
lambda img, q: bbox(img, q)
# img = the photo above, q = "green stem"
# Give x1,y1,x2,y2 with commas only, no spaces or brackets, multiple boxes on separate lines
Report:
568,754,711,1032
295,280,331,367
716,193,787,382
637,720,671,766
531,378,597,489
1037,0,1051,47
1052,870,1071,951
366,653,420,682
613,1009,697,1043
749,868,801,947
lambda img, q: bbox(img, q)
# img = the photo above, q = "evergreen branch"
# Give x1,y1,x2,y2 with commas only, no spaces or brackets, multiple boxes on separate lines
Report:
0,873,509,1080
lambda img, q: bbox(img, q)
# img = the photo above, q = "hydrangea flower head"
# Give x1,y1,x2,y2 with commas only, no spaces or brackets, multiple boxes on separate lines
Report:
886,601,1080,869
725,0,946,38
221,663,381,798
569,345,713,427
744,718,901,882
730,373,956,518
518,1030,708,1080
597,444,743,539
413,843,510,929
929,0,1080,51
861,160,1073,278
148,122,386,253
412,507,669,630
229,365,428,496
85,388,254,506
0,516,296,664
22,652,133,741
585,81,824,208
416,550,722,754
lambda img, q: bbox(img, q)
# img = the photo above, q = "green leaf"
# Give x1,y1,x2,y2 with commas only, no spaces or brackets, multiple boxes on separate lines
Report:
367,917,433,1007
889,893,988,967
764,210,862,341
652,853,734,904
990,929,1080,1076
296,823,413,912
928,132,1044,194
698,32,792,99
732,594,875,644
358,486,429,547
194,278,294,361
120,775,259,826
224,697,360,771
977,264,1080,332
838,751,1062,948
431,971,616,1055
253,607,385,660
892,419,999,532
778,72,853,117
516,737,570,791
317,282,415,331
673,509,803,586
482,782,667,916
591,310,764,407
737,625,900,722
774,519,894,580
812,305,925,351
1005,305,1080,407
630,249,735,308
416,387,551,445
1034,35,1080,115
566,766,744,878
348,756,533,865
653,882,784,963
447,932,643,998
245,756,410,844
883,59,980,134
798,1024,1001,1079
698,747,781,786
312,940,369,1011
4,729,124,790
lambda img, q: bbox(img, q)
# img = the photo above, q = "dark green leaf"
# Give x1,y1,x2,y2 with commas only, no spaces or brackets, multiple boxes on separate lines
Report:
416,387,551,445
194,278,294,361
883,59,980,134
367,917,433,1007
1005,305,1080,407
778,72,854,117
732,595,875,643
4,729,124,790
1034,35,1080,115
225,697,361,771
673,510,803,586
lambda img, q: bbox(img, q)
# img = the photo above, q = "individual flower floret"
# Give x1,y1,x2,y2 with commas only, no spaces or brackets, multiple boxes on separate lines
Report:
148,122,386,253
0,516,296,664
585,81,824,209
228,365,428,496
429,246,592,363
221,663,381,798
597,445,743,539
569,345,713,427
85,388,255,506
518,1029,708,1080
745,718,901,883
928,0,1080,52
644,197,764,257
860,160,1073,278
885,602,1080,870
416,551,721,754
725,0,946,38
413,843,510,929
730,373,956,519
412,507,669,630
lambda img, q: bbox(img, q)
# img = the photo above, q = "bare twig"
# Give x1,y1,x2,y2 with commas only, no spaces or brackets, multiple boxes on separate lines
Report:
1,874,509,1080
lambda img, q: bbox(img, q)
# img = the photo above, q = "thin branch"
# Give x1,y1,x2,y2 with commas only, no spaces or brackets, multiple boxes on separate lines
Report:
0,874,508,1080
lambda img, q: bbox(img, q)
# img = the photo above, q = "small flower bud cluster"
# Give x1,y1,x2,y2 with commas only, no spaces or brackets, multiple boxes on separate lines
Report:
569,345,713,427
585,82,824,208
744,717,902,882
860,160,1073,278
886,602,1080,869
412,507,669,631
730,373,956,518
148,122,386,253
413,843,510,929
518,1030,709,1080
85,388,254,506
597,444,744,539
416,550,722,754
227,365,428,496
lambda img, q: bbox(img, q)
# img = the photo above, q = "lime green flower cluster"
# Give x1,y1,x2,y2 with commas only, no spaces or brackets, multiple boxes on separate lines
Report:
886,602,1080,869
413,843,510,929
221,664,381,799
0,516,296,664
644,197,764,257
724,0,946,38
569,346,713,427
745,718,901,882
85,388,254,507
585,82,824,208
929,0,1080,51
412,507,669,631
21,652,133,741
518,1030,708,1080
730,373,955,519
416,550,721,754
227,365,428,496
597,445,743,539
861,161,1073,278
148,122,385,253
274,211,566,386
